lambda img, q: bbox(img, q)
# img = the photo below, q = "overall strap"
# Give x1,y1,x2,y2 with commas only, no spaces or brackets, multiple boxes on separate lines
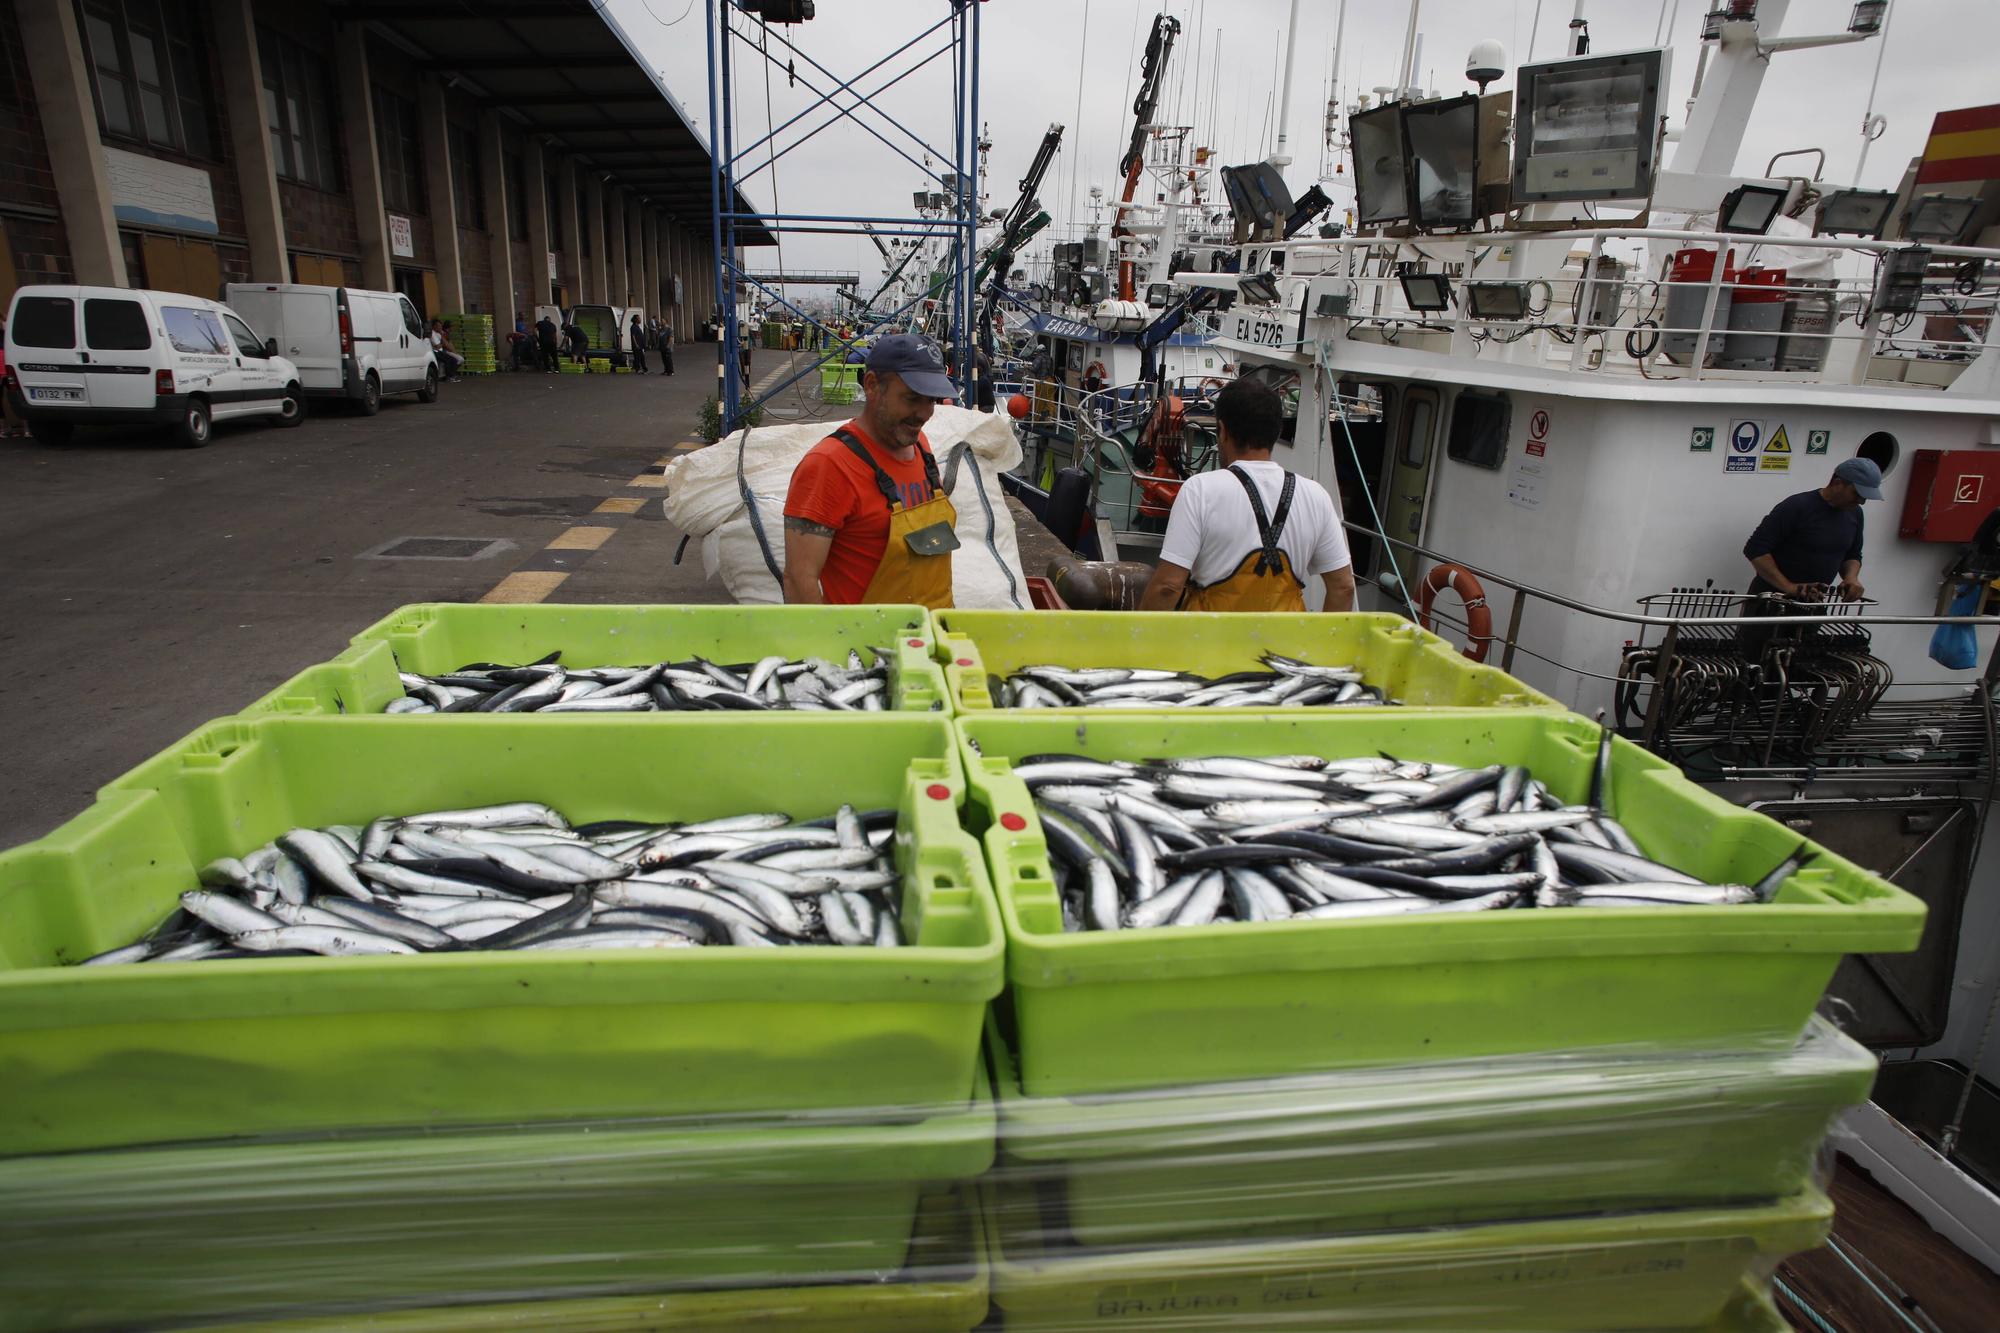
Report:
833,425,942,512
1228,464,1296,576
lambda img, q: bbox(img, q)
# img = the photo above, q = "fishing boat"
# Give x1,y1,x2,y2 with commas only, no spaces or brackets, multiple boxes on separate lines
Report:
1018,1,2000,1319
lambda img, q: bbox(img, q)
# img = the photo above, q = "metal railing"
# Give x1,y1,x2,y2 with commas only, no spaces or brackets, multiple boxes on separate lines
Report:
1347,521,2000,779
1224,225,2000,390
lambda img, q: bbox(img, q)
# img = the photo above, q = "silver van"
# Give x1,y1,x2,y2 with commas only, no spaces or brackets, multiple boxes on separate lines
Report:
4,286,305,447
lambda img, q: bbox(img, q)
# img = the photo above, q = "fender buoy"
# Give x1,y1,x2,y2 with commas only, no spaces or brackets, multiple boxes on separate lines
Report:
1417,564,1493,662
1007,393,1031,420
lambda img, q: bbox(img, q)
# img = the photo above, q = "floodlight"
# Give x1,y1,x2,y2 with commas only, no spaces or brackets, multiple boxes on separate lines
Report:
1717,183,1787,235
1905,195,1981,243
1350,102,1409,226
1237,272,1282,305
1399,272,1453,312
1813,189,1897,238
1512,48,1668,203
1401,95,1482,229
913,191,930,211
1849,2,1887,34
1874,246,1931,316
1465,282,1529,320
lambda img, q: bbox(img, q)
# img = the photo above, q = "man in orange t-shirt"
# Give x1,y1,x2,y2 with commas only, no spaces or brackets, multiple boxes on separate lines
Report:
783,334,961,606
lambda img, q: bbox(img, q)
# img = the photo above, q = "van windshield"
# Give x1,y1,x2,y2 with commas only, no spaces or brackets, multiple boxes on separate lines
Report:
11,297,77,348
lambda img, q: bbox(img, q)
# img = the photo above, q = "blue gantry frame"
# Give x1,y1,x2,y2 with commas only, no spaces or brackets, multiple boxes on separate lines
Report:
706,0,980,432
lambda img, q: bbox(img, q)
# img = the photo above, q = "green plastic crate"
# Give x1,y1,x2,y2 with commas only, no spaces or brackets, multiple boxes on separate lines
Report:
0,1078,992,1333
245,603,949,716
987,1009,1873,1248
164,1189,990,1333
0,714,1001,1154
986,1179,1831,1331
956,710,1925,1097
935,610,1558,712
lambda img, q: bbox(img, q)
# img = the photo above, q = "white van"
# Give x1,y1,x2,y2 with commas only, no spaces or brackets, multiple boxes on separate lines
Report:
222,283,438,414
4,286,304,448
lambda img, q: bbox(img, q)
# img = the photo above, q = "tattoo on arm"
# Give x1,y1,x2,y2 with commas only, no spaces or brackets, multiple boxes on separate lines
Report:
784,516,835,537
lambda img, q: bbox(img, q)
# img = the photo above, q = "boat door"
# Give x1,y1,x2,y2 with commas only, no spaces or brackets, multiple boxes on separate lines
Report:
1380,384,1442,577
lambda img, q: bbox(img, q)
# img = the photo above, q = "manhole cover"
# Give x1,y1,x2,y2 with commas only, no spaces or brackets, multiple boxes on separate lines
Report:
361,536,512,561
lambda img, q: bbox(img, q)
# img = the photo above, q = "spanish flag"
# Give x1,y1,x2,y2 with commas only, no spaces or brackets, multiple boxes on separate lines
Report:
1917,104,2000,186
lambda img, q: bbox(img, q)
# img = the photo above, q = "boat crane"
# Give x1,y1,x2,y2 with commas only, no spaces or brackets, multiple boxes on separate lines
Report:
1111,14,1181,306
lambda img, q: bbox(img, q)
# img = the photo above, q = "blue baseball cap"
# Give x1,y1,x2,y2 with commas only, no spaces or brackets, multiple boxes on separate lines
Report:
865,333,958,400
1833,457,1884,501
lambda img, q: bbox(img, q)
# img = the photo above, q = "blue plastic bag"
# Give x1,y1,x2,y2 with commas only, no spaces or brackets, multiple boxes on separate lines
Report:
1928,582,1982,670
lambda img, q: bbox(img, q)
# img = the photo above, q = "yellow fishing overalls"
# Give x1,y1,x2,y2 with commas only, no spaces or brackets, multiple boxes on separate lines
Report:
834,426,959,609
1179,464,1308,613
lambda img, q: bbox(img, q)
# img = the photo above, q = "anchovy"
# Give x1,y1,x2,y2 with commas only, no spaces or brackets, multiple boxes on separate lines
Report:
70,799,910,964
390,652,890,713
1012,750,1784,932
1000,653,1388,709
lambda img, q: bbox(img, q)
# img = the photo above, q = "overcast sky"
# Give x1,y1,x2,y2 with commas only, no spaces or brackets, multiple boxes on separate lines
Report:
604,0,1995,283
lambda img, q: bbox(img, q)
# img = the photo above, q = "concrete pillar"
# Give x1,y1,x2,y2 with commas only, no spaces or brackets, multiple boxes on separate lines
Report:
210,0,287,281
335,23,392,291
607,187,628,307
418,81,462,312
555,156,582,304
17,1,126,285
642,211,659,318
523,137,551,309
581,175,605,303
478,112,512,321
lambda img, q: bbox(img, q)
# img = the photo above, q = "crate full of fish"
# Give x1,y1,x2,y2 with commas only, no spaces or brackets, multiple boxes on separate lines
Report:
245,602,950,716
0,1089,990,1333
0,714,1001,1155
934,609,1559,712
983,1176,1829,1332
955,710,1924,1097
985,1008,1874,1249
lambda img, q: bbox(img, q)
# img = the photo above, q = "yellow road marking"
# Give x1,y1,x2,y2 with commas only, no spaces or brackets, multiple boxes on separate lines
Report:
594,496,645,514
628,471,669,488
546,525,616,551
480,571,569,604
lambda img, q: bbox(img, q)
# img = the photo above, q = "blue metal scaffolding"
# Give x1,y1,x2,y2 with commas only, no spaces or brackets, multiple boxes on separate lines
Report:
706,0,981,433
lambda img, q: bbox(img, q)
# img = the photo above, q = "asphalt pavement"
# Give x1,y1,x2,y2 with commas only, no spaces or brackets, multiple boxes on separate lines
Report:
0,347,826,847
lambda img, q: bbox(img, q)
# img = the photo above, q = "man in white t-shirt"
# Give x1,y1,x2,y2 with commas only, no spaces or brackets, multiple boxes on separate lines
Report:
1138,376,1356,612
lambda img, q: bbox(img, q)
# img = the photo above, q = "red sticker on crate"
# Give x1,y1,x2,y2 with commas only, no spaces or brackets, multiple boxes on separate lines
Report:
925,783,952,801
955,657,974,667
907,639,926,648
1000,812,1027,831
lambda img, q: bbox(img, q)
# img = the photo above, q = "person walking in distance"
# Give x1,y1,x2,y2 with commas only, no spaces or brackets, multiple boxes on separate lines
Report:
628,314,650,374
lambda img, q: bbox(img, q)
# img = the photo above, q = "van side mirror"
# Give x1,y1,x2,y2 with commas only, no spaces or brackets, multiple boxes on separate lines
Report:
264,337,279,357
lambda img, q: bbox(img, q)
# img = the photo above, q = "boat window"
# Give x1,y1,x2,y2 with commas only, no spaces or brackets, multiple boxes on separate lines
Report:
1445,392,1511,471
1857,431,1898,476
1400,395,1435,468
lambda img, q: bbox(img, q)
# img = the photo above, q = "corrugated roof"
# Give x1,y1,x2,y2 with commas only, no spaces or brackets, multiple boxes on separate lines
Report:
332,0,774,245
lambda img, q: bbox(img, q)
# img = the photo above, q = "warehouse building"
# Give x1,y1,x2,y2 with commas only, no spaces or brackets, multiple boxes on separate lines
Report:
1,0,769,333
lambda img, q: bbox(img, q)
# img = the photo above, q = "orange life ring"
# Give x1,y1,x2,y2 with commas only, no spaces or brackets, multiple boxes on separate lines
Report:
1084,360,1108,384
1417,564,1493,662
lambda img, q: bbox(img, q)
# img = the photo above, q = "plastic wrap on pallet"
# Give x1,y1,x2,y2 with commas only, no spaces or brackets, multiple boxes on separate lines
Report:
0,1022,1864,1332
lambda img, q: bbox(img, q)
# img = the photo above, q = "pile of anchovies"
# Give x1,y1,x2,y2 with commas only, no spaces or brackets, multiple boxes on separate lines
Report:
997,654,1389,709
76,801,905,965
1010,735,1806,931
386,650,896,714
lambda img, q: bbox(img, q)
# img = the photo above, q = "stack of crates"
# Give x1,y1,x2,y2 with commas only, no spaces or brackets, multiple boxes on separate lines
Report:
439,313,497,374
0,605,1002,1332
0,604,1926,1331
587,355,614,374
937,610,1921,1332
557,355,585,374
